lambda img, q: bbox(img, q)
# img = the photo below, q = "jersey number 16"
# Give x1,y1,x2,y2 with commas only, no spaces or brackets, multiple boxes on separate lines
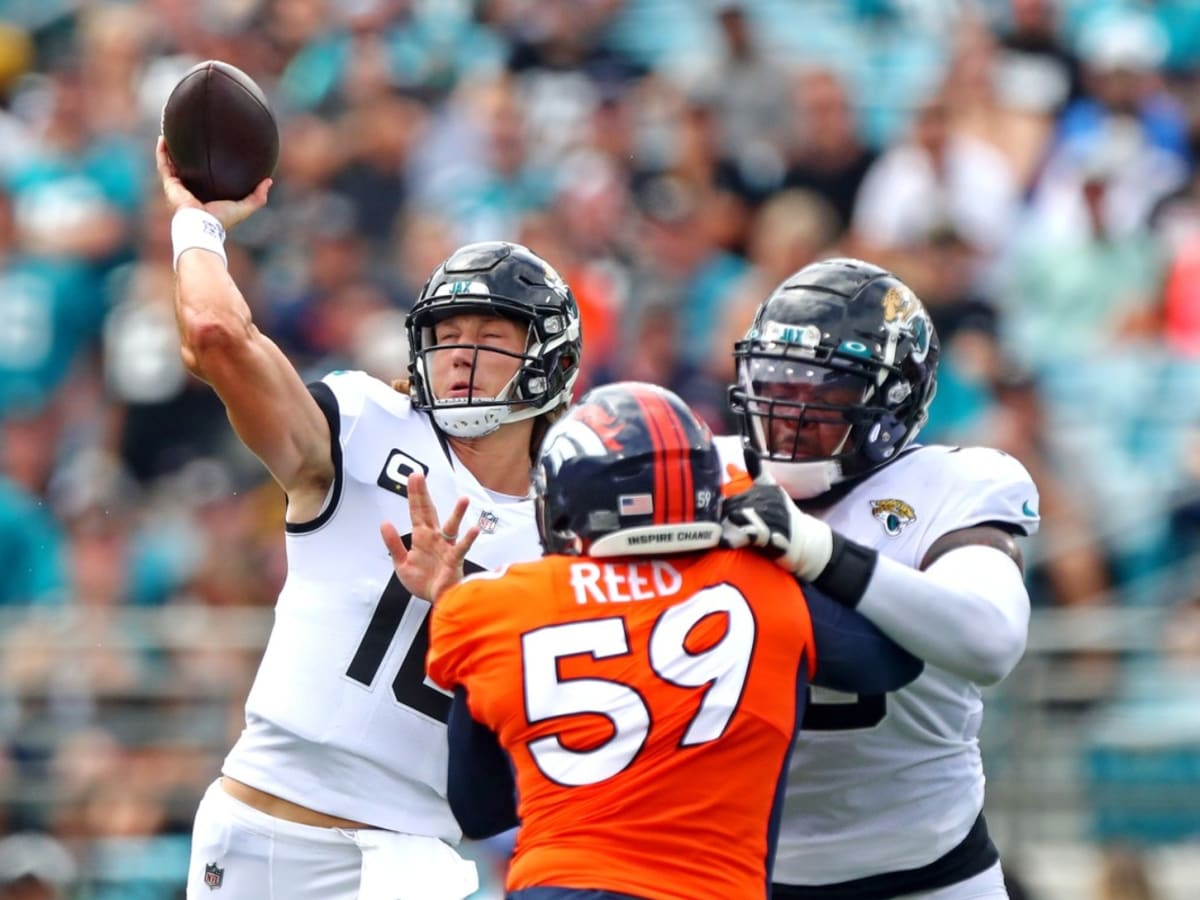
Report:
345,549,485,722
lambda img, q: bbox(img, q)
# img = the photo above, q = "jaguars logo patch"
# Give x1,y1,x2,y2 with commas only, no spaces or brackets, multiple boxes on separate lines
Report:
870,499,916,536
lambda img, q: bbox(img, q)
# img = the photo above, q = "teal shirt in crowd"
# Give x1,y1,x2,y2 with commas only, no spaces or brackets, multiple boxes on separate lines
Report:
0,255,102,417
0,477,67,607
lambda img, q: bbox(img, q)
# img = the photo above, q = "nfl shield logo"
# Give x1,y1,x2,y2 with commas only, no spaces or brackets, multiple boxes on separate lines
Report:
204,862,224,890
477,510,498,534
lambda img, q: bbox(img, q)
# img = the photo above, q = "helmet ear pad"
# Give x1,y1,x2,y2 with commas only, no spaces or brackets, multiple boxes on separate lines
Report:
862,411,908,465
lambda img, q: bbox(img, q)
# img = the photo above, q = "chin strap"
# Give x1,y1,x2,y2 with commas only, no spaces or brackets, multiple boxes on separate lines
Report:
433,404,508,438
762,458,841,500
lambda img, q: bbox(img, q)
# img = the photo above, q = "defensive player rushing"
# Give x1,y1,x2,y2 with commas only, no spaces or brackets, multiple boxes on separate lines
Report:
421,381,923,900
158,139,583,899
719,257,1040,899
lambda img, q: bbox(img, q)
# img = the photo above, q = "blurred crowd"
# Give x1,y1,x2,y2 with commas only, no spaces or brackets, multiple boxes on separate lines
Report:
4,0,1200,896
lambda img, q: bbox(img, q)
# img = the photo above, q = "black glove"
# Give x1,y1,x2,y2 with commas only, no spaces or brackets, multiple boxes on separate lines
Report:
721,464,833,581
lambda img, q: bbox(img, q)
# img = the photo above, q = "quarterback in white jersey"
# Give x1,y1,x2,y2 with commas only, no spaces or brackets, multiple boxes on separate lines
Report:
158,141,583,900
719,258,1039,899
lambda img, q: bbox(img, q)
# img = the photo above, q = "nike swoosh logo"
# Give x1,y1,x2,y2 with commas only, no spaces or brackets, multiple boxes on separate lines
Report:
1022,501,1037,517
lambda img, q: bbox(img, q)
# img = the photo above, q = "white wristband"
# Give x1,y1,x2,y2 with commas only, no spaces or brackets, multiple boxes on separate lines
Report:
171,207,227,271
784,509,834,582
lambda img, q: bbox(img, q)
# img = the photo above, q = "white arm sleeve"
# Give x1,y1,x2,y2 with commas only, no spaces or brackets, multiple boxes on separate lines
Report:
854,544,1030,685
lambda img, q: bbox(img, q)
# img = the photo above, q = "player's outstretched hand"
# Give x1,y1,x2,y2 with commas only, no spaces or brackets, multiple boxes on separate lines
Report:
720,452,833,581
381,473,480,602
156,136,271,231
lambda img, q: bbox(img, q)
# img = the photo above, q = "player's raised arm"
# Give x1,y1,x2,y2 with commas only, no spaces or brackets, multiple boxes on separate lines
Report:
156,137,334,511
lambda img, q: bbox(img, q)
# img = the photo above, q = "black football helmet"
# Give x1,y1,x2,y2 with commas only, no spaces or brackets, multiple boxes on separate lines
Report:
406,241,582,438
729,257,939,499
535,381,723,557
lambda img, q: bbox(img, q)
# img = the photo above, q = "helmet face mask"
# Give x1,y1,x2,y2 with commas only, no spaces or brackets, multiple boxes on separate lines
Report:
742,362,870,464
407,241,582,438
729,257,939,499
535,382,724,558
417,317,540,436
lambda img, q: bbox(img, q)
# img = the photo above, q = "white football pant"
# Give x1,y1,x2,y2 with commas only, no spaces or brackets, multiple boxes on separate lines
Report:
186,778,478,900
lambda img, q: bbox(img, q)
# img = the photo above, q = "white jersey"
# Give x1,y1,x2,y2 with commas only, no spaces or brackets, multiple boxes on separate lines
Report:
716,436,1039,885
223,371,542,839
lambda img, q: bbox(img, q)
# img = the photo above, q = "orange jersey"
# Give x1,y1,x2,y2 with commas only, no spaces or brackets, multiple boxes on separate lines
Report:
427,548,817,900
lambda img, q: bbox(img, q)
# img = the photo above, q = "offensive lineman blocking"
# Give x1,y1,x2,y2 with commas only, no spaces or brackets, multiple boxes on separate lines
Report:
721,257,1039,899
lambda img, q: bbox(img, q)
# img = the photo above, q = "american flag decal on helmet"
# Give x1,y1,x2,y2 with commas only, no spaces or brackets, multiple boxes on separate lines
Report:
619,494,653,516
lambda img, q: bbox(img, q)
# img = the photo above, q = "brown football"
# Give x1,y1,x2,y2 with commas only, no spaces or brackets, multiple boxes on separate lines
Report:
161,60,279,203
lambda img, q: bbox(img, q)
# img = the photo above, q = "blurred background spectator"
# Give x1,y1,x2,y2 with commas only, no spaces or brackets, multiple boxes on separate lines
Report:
4,1,1200,897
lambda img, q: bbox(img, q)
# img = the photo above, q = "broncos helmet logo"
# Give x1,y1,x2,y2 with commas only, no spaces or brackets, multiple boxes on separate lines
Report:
574,401,629,453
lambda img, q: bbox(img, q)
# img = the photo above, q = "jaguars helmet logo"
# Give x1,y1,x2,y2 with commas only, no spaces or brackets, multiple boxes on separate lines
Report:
870,498,916,536
542,261,570,299
881,285,932,364
882,285,917,323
